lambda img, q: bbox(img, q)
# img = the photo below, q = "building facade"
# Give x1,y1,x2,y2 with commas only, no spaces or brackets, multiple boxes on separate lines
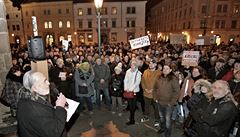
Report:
4,0,24,45
146,0,240,44
20,0,74,46
73,0,147,45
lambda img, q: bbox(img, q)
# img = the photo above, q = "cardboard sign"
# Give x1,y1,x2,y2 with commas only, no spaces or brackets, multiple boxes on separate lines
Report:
170,34,185,44
62,40,69,51
181,51,200,66
129,35,150,50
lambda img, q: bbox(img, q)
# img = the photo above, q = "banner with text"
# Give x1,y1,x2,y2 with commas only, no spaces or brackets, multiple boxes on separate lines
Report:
181,51,200,67
129,35,150,50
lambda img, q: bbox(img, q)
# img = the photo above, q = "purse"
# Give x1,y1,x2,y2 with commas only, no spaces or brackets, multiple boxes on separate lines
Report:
78,85,88,94
123,91,135,99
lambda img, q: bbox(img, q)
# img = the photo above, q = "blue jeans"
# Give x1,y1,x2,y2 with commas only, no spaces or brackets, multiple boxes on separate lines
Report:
158,103,173,137
96,88,111,109
76,96,93,113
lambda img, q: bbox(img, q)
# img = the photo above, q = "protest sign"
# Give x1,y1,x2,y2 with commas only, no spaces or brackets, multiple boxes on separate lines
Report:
170,34,185,44
129,35,150,50
181,51,200,66
62,40,69,51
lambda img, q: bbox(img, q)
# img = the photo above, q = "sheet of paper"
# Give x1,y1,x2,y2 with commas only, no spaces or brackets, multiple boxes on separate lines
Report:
66,98,79,122
59,72,66,78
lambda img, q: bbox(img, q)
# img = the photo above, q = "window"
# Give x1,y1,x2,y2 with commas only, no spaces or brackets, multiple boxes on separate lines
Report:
88,21,92,28
189,7,192,15
79,34,85,43
66,9,69,14
58,9,62,14
87,33,93,42
188,21,191,29
48,10,51,15
67,21,71,28
78,20,83,28
26,11,28,16
67,35,72,41
87,8,92,15
231,20,237,29
127,7,136,14
102,7,108,15
12,25,16,31
112,20,116,28
16,14,18,18
233,5,239,14
111,32,117,42
111,7,117,15
101,20,108,28
217,5,222,13
16,25,20,31
215,20,225,29
183,22,185,29
44,10,47,15
44,22,48,28
223,4,228,12
215,20,220,28
32,10,35,16
44,21,53,29
201,5,207,14
78,8,83,16
127,20,135,27
200,20,207,29
59,21,63,28
221,20,225,28
49,21,52,28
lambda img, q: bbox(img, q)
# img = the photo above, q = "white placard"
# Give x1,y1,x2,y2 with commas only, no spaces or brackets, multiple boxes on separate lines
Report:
32,16,38,36
58,72,66,78
62,40,69,51
129,35,150,50
196,39,204,45
181,51,200,67
66,98,79,122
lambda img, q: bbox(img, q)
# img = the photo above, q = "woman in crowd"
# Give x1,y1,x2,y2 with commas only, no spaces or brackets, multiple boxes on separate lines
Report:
74,61,95,115
153,64,180,137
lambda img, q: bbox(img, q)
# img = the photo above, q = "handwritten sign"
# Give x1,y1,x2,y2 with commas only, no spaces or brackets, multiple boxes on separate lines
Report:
129,36,150,50
181,51,200,67
170,34,185,44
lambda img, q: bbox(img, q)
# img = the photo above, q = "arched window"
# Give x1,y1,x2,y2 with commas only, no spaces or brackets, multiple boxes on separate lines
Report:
48,21,52,28
67,21,71,28
59,21,63,28
44,22,48,28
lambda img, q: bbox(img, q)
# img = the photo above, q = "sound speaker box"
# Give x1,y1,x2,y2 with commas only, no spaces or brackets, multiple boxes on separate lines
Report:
29,36,46,60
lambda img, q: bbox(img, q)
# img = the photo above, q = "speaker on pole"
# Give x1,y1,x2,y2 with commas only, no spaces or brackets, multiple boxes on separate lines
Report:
28,36,46,60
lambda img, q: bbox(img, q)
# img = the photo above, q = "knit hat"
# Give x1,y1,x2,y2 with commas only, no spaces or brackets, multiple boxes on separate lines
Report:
79,62,90,73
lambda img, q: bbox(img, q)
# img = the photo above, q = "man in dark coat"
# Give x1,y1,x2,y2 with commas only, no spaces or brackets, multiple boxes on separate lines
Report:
17,71,67,137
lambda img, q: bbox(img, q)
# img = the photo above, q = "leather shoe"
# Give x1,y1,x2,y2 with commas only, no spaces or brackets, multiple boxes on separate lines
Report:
126,121,135,125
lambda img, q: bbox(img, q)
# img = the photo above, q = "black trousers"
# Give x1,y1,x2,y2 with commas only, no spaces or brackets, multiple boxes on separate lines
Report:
128,96,137,122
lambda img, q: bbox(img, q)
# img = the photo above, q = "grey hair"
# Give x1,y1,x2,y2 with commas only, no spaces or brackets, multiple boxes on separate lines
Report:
212,80,231,94
23,70,33,90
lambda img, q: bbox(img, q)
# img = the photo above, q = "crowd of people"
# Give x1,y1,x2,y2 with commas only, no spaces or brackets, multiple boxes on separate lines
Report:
1,41,240,137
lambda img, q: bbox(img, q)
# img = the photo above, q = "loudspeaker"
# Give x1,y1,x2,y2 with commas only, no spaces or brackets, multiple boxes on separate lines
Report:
29,36,46,60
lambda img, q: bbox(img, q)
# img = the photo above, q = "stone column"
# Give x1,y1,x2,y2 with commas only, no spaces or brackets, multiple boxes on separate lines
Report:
0,0,12,91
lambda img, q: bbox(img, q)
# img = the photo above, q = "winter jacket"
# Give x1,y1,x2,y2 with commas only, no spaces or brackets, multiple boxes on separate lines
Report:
110,73,124,97
153,74,180,106
93,63,111,89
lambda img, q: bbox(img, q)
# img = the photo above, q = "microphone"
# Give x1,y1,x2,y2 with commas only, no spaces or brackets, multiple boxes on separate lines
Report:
51,86,69,108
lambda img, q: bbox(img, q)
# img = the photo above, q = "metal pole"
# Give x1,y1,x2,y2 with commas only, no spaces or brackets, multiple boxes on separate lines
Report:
97,11,101,55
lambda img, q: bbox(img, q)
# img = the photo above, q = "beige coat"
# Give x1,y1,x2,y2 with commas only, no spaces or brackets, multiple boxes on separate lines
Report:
141,69,161,99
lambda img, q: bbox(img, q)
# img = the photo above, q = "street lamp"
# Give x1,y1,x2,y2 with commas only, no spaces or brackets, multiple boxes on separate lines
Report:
94,0,103,55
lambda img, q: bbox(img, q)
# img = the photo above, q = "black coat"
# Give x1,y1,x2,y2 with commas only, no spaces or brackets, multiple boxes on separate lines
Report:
192,95,238,137
110,73,124,97
17,97,67,137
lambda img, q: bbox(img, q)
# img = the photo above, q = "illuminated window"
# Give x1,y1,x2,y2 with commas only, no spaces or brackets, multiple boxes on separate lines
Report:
67,35,72,41
79,34,85,43
48,21,52,28
78,8,83,16
233,5,239,14
87,33,93,42
111,32,117,42
67,21,71,28
44,22,48,28
59,21,63,28
111,7,117,15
